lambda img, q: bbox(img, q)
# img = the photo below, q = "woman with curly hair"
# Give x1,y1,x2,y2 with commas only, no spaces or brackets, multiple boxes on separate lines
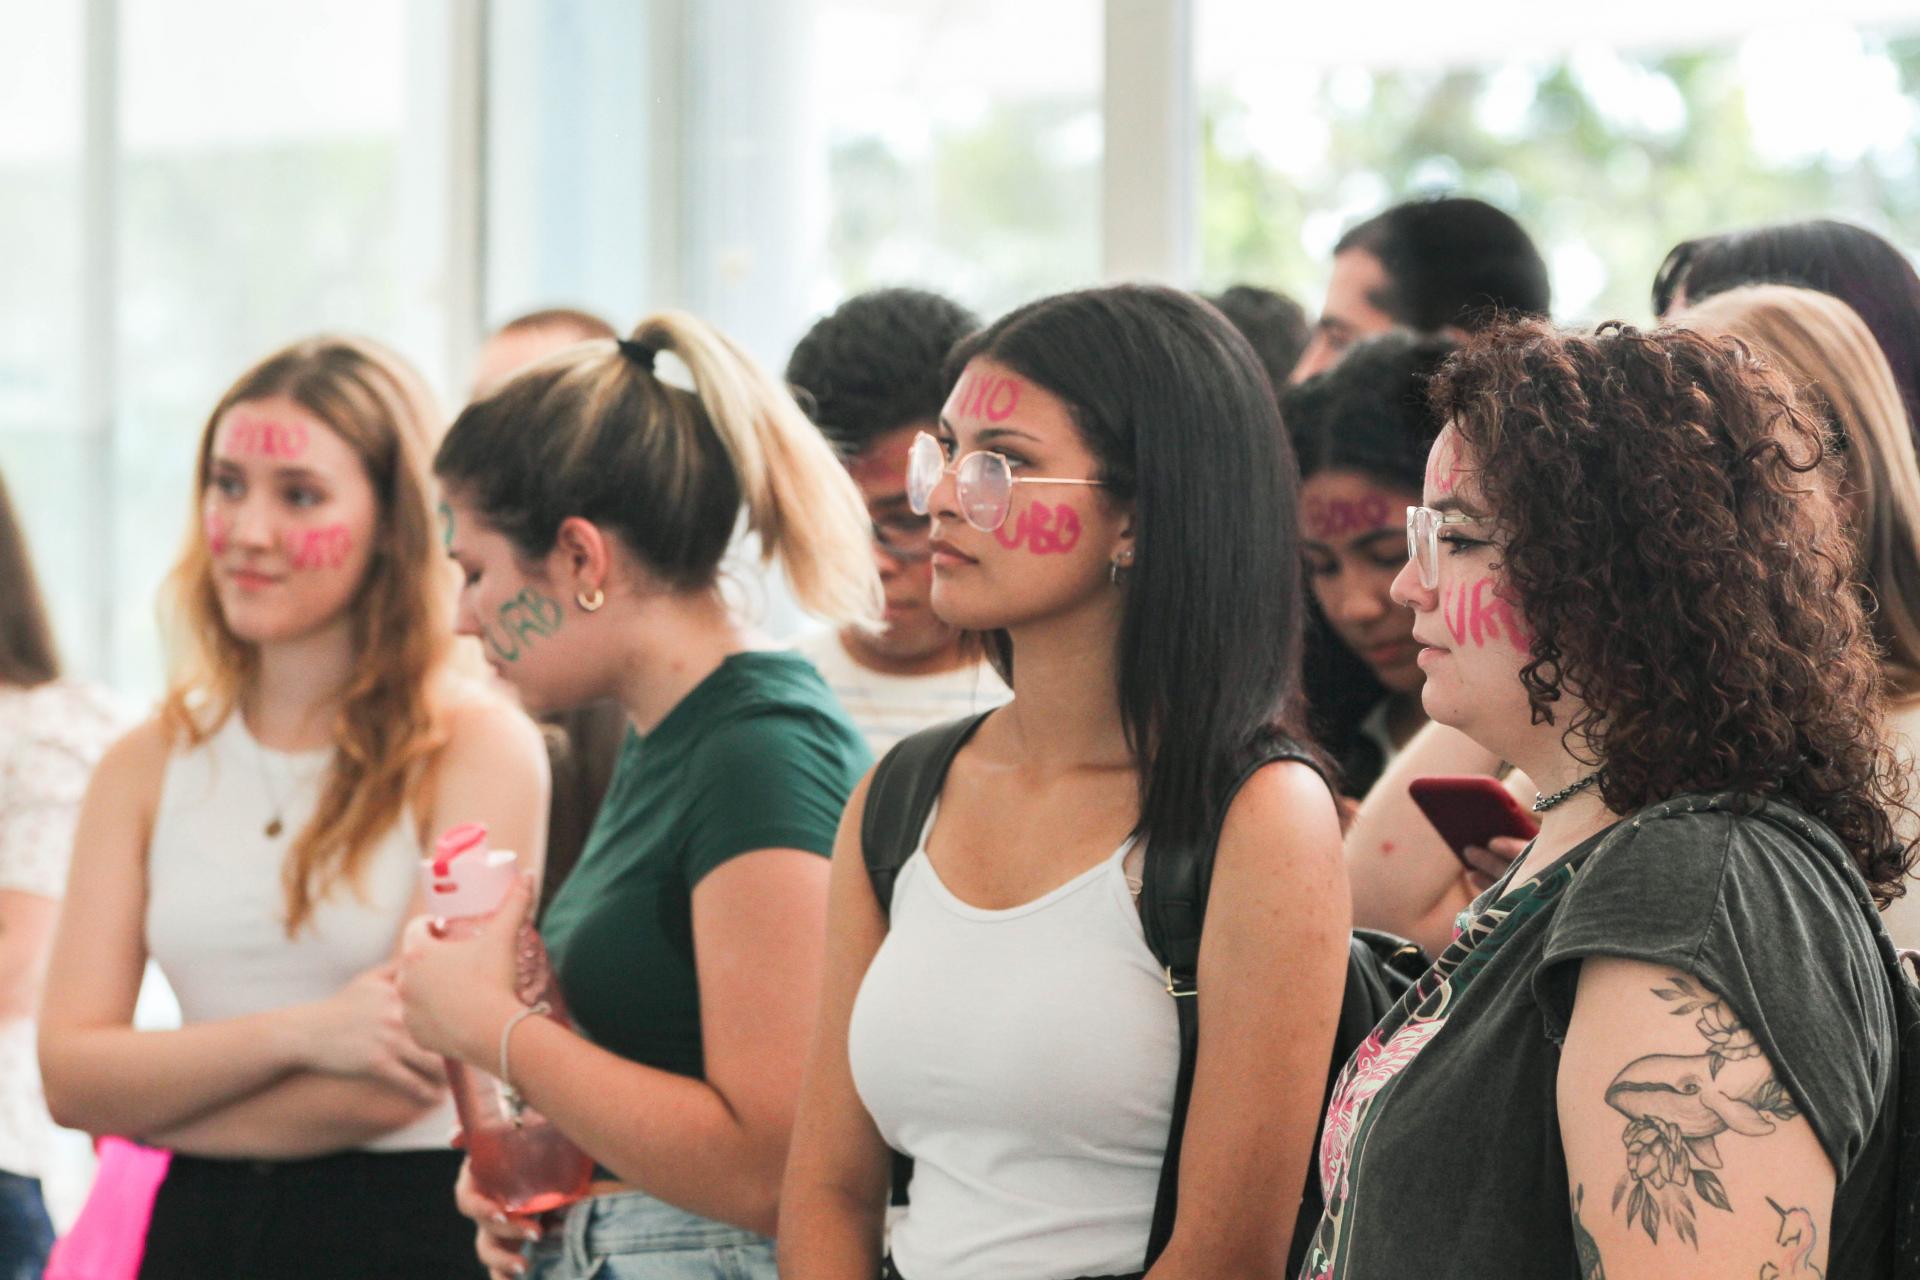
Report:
1303,319,1908,1278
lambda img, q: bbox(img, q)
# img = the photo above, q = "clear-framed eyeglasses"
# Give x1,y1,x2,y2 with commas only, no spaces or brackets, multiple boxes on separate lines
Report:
906,430,1105,533
1406,505,1483,590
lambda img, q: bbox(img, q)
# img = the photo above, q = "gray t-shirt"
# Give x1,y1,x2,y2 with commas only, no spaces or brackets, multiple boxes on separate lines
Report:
1301,794,1898,1279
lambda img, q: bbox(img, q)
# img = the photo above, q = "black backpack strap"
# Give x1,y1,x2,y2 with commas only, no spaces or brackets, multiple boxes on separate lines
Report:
857,712,992,1212
1141,741,1328,1269
859,712,993,917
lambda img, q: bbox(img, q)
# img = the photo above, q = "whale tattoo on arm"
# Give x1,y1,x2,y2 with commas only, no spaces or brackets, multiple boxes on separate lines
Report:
1602,975,1804,1250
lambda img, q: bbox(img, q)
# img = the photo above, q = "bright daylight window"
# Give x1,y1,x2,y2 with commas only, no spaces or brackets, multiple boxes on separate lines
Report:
1198,0,1920,324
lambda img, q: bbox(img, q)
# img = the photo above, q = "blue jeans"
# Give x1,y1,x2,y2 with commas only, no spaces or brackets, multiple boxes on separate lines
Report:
0,1169,52,1280
525,1191,776,1280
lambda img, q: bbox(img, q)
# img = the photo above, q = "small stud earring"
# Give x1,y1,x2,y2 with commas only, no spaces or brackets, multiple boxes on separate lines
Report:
576,587,605,613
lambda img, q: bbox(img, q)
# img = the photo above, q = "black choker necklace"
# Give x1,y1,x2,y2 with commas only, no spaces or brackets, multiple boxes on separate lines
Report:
1532,772,1601,813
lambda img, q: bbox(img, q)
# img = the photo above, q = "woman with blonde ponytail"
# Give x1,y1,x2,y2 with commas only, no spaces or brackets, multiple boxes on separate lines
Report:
398,313,876,1280
38,335,550,1280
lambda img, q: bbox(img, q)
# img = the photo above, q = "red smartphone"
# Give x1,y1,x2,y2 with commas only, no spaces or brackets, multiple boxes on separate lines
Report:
1408,775,1540,866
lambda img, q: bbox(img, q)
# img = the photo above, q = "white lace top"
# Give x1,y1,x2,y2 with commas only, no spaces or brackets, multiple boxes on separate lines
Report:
0,680,122,1177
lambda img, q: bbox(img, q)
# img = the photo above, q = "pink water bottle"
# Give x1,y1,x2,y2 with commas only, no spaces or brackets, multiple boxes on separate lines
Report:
427,822,594,1215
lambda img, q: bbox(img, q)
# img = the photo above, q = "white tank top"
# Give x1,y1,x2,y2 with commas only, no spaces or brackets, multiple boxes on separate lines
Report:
145,712,454,1152
847,807,1177,1280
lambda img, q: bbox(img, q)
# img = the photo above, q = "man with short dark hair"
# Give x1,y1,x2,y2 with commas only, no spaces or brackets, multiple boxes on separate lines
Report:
785,288,1009,754
1203,284,1311,392
1290,196,1550,383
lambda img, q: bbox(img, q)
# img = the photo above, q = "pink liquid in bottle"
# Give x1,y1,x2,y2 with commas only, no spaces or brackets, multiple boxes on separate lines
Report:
429,823,594,1215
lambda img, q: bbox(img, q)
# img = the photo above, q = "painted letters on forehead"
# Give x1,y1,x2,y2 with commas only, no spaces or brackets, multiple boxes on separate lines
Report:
1304,494,1399,543
949,368,1022,423
1425,432,1462,498
222,413,311,460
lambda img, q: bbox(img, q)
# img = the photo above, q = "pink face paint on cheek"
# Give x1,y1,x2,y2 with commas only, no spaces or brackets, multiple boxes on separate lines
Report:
289,523,352,571
1443,576,1532,649
225,415,310,460
992,503,1083,555
204,511,230,555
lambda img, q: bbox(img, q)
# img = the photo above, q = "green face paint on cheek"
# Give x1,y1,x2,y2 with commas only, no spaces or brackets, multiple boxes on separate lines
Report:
483,588,564,663
437,501,454,552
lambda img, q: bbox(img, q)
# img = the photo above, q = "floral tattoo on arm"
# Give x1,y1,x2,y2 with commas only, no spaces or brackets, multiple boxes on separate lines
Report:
1602,975,1801,1248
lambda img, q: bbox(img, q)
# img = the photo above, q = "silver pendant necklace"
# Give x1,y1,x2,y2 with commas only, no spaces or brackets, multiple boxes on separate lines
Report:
1532,771,1602,814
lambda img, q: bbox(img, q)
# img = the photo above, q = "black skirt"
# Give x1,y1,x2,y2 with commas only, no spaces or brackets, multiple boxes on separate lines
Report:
139,1148,481,1280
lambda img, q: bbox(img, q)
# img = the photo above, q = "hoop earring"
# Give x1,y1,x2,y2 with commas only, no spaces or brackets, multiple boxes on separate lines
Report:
1109,550,1134,586
575,587,605,613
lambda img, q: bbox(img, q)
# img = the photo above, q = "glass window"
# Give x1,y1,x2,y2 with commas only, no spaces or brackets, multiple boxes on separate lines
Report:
108,0,457,692
0,6,90,672
808,0,1104,325
1199,2,1920,326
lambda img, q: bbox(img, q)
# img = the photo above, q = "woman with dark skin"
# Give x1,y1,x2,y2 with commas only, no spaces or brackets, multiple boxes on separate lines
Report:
1305,320,1907,1279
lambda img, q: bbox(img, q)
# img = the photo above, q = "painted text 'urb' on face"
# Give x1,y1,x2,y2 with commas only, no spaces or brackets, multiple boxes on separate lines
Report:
484,589,564,663
1444,576,1530,650
995,503,1082,555
290,525,352,571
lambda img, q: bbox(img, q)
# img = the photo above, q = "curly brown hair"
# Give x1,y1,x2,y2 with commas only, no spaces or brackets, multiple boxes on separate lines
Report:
1432,318,1914,904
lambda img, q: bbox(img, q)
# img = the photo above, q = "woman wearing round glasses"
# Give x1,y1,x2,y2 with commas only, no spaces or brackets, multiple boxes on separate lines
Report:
779,285,1350,1280
1302,319,1907,1278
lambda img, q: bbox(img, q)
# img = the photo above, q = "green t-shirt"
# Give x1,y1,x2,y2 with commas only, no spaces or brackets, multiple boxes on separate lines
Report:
539,651,870,1079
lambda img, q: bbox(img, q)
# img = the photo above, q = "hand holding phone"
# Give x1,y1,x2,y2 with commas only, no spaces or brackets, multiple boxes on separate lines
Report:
1408,775,1540,868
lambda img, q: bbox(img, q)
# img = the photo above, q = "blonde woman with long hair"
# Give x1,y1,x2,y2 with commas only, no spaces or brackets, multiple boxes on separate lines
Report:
38,336,549,1280
1681,282,1920,945
395,314,879,1280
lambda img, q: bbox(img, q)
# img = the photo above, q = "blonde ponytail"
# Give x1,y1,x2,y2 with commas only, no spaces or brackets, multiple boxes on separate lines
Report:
636,312,883,629
438,309,882,633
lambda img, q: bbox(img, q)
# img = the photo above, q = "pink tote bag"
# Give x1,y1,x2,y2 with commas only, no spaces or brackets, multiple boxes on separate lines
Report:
42,1138,170,1280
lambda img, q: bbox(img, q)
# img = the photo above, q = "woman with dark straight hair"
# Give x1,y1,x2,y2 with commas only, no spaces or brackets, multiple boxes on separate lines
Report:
1653,219,1920,441
780,284,1350,1280
0,469,120,1278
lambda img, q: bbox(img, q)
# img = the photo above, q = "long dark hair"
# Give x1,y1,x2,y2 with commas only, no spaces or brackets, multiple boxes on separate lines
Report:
1283,333,1456,790
947,284,1320,851
0,469,59,687
1653,220,1920,439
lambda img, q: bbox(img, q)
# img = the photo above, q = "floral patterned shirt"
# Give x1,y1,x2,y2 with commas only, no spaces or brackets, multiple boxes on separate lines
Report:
0,679,122,1177
1300,795,1898,1279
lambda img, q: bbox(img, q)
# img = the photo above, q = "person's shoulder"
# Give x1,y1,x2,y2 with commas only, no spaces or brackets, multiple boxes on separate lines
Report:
1216,756,1344,881
688,661,869,775
435,679,548,775
86,713,175,797
789,626,849,671
1586,795,1853,904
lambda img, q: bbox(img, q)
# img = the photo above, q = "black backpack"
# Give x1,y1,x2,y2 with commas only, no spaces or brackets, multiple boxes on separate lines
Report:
859,712,1430,1274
